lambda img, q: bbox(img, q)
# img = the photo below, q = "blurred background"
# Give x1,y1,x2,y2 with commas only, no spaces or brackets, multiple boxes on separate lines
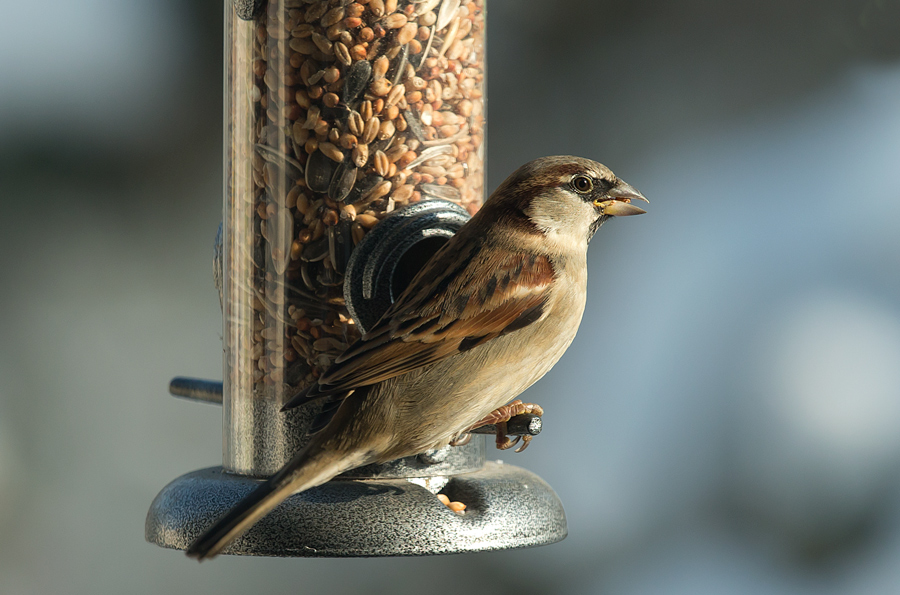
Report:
1,0,899,592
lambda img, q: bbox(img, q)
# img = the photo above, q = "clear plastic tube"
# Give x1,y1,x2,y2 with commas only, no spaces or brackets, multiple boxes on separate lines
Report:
223,0,486,475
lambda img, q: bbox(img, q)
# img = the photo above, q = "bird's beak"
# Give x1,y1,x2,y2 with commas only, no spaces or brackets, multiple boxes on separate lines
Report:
594,181,649,216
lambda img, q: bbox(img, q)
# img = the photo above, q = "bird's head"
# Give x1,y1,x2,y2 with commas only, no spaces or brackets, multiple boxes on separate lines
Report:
484,156,648,252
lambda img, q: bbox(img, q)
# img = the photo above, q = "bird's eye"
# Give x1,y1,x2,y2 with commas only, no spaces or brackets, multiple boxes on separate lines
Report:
572,175,593,193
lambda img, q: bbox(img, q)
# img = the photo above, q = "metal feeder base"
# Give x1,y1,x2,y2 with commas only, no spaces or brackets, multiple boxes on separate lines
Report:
146,461,567,557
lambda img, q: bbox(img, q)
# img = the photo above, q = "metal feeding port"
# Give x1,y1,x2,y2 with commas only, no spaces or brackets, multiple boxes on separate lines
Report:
145,0,566,557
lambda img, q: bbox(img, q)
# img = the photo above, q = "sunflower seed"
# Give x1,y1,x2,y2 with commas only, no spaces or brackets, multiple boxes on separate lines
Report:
420,183,460,201
436,0,460,30
268,203,294,274
404,143,453,169
342,60,372,104
415,0,440,15
301,237,330,262
305,149,338,193
437,15,460,57
255,144,305,181
352,180,392,209
401,109,427,142
344,174,383,205
328,161,358,201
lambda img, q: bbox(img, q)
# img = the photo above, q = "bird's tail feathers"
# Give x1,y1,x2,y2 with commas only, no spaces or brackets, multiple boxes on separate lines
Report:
185,444,364,561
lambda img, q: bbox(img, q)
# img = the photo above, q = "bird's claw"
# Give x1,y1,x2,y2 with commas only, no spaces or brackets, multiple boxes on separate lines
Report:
449,432,472,447
515,434,533,453
494,428,532,452
494,421,519,450
469,400,543,452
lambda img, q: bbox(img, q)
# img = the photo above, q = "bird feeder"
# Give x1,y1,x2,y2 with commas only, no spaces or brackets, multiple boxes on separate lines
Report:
146,0,566,556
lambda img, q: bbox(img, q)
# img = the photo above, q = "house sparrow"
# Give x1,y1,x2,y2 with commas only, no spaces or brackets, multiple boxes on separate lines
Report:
186,155,647,560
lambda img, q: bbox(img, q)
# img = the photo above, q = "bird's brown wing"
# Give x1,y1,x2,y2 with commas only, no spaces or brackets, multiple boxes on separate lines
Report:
282,238,555,410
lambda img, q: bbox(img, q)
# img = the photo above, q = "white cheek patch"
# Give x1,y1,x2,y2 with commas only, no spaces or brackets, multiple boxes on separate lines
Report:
524,191,594,253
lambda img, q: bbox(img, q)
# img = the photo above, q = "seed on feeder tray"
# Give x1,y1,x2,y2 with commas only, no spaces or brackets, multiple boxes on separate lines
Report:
436,494,466,513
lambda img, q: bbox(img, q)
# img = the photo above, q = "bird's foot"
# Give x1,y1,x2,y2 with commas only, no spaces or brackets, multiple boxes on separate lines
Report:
469,400,544,453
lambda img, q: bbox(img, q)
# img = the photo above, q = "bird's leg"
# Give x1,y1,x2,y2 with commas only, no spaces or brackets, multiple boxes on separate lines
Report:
467,400,544,452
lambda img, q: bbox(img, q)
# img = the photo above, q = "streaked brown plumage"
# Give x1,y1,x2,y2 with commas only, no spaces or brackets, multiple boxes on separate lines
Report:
187,156,647,560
